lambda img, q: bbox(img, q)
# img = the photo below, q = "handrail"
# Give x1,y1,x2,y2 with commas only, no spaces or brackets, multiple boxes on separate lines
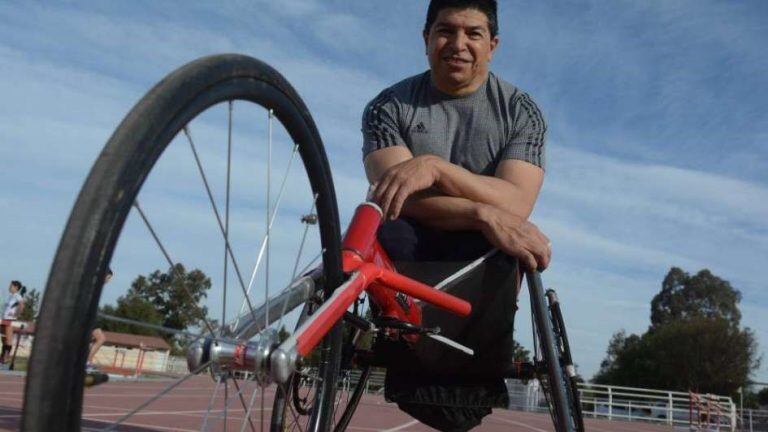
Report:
505,380,736,431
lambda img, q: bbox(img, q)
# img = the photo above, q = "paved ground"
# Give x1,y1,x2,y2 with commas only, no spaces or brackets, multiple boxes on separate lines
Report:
1,373,677,431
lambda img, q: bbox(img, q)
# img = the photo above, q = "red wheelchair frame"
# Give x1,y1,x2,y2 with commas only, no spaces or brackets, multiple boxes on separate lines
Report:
271,201,584,432
272,202,471,376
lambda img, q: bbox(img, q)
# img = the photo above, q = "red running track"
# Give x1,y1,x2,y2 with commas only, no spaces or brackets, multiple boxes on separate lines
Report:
0,373,676,431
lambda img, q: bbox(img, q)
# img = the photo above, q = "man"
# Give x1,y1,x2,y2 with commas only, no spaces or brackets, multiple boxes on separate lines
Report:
362,1,550,430
364,0,550,271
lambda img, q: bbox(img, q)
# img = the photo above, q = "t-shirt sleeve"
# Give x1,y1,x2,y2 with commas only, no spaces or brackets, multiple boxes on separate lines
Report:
361,90,406,159
503,92,547,169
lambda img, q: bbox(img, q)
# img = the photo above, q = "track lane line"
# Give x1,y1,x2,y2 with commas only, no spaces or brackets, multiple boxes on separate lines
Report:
380,419,420,431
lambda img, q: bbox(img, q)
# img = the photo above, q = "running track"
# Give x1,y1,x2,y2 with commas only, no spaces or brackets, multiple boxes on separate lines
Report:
0,373,676,431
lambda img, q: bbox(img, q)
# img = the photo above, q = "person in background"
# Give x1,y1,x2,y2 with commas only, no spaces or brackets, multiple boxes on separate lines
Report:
0,280,26,366
86,268,112,371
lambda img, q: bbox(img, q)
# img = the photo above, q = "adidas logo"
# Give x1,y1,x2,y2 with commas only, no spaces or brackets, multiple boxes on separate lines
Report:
413,122,428,134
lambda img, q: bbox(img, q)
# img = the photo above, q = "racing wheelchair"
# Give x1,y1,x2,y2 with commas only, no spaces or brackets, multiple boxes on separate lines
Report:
21,54,583,432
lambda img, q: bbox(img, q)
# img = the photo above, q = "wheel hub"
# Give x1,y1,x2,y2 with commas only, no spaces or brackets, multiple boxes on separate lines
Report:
186,328,278,385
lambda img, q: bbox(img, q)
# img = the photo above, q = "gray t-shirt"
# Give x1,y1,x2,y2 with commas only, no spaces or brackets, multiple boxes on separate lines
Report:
362,71,546,175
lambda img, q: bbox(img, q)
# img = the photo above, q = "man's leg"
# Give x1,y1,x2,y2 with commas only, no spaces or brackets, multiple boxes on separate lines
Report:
1,324,13,364
377,217,492,262
87,328,106,368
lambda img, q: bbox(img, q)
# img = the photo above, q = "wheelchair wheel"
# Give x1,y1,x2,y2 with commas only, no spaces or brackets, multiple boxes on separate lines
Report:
22,54,347,432
527,271,584,432
271,303,371,432
546,290,585,431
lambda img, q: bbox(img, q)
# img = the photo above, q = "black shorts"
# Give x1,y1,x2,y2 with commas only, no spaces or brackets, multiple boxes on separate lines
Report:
376,218,519,431
378,217,492,263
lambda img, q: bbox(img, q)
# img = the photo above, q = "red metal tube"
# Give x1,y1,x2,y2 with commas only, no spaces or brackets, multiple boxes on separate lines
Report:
378,267,472,317
295,270,371,357
342,203,382,260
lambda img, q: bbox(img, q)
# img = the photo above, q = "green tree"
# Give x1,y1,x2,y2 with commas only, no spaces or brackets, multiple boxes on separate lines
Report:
18,288,40,321
593,331,655,387
97,292,164,337
130,264,211,333
595,267,760,396
757,387,768,407
511,340,531,362
96,264,212,351
650,267,742,328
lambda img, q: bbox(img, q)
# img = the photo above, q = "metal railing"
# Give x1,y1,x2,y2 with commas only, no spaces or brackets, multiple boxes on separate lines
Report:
738,408,768,432
348,368,385,394
578,383,735,431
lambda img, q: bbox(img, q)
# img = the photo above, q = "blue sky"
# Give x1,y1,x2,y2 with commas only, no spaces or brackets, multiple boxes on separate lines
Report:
0,1,766,385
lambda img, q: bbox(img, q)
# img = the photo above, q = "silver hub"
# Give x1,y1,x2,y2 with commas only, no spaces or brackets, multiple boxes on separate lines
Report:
186,329,279,385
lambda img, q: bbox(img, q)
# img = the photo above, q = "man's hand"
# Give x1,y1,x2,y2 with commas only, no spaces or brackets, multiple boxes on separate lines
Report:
477,204,552,271
372,155,441,220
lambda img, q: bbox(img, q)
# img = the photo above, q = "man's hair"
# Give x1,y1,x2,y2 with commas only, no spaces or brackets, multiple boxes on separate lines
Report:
424,0,498,37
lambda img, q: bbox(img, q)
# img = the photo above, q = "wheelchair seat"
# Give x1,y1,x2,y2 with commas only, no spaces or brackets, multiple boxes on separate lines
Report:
384,251,520,375
374,218,522,431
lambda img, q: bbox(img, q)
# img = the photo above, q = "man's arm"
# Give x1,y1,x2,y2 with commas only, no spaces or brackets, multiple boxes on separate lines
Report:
364,146,550,269
365,146,544,220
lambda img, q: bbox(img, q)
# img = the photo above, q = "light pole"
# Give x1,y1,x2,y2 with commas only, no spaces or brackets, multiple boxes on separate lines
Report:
737,386,743,432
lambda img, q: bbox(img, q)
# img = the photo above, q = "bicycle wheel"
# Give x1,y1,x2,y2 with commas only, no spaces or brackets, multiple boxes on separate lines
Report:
271,298,372,432
547,290,584,431
23,54,345,432
527,271,581,432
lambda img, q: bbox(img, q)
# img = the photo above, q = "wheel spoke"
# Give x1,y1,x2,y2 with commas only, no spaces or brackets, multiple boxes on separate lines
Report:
183,125,260,326
133,200,217,338
222,101,233,432
229,378,257,432
239,383,262,432
200,376,224,432
102,360,213,431
280,380,307,432
260,387,266,432
97,312,236,345
276,248,324,333
223,101,233,331
233,142,299,331
210,374,253,432
266,109,273,330
224,379,229,432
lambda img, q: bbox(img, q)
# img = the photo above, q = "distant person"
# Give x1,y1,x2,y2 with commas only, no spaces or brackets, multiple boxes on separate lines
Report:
86,268,112,371
0,280,26,366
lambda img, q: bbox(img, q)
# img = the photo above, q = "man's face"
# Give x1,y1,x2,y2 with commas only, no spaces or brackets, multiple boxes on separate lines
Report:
424,7,499,95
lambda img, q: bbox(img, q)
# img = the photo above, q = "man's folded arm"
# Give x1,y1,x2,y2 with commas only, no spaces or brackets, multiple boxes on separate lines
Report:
363,145,544,226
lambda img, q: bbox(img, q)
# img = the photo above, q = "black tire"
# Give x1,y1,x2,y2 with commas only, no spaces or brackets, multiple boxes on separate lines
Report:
527,271,579,432
547,290,585,431
271,304,371,432
332,365,371,432
22,54,345,432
